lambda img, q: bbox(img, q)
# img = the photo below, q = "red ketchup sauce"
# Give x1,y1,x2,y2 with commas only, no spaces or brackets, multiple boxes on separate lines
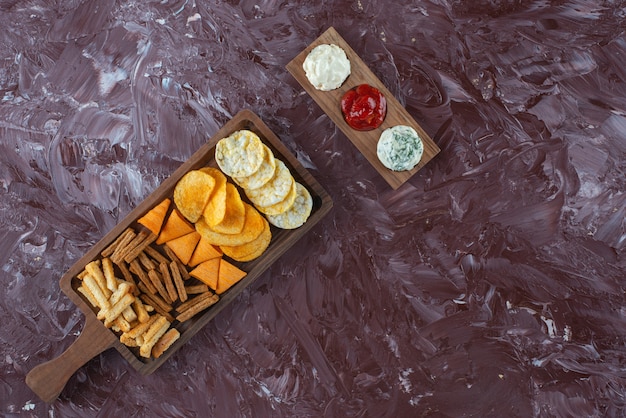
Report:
340,84,387,131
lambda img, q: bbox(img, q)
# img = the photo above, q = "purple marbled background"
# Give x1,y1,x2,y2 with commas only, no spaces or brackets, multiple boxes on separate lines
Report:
1,0,625,416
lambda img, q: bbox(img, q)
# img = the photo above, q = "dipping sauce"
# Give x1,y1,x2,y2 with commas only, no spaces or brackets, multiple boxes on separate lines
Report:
376,125,424,171
302,44,351,91
340,84,387,131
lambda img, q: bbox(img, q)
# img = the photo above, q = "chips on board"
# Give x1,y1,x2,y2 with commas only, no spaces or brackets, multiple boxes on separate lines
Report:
174,170,216,223
266,182,313,229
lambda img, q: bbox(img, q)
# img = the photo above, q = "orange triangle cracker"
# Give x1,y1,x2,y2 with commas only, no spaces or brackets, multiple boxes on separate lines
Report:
137,198,171,235
215,259,247,294
189,258,220,290
156,209,196,245
165,231,201,265
188,234,223,267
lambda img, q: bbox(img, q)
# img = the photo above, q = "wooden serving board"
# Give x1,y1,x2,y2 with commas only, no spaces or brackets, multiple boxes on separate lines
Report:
286,27,440,190
25,109,333,402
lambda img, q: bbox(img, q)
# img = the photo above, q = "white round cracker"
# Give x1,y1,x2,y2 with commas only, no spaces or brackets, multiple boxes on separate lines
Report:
245,160,294,208
266,183,313,229
233,144,276,190
215,130,264,178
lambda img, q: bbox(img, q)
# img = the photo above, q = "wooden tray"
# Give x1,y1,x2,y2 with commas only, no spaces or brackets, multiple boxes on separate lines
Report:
25,109,333,402
286,27,440,190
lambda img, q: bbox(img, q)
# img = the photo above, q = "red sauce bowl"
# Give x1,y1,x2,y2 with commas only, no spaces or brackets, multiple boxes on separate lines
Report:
340,84,387,131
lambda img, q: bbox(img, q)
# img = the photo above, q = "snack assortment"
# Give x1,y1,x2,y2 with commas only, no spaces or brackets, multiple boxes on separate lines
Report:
73,127,314,361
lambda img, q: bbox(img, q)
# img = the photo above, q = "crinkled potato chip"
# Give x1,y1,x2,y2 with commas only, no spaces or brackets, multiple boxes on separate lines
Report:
196,203,265,247
233,144,276,190
245,160,294,208
215,130,264,178
199,167,227,227
220,216,271,262
174,170,216,223
210,183,245,235
266,183,313,229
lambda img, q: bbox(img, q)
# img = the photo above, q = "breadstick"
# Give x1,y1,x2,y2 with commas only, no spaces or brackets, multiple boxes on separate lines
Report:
85,261,111,298
123,232,157,263
77,285,98,308
184,284,209,295
139,316,170,358
170,261,187,302
148,269,172,304
101,257,118,292
129,259,157,295
83,274,111,310
175,292,219,322
152,328,180,358
138,251,157,271
144,245,170,265
104,293,135,328
101,228,134,258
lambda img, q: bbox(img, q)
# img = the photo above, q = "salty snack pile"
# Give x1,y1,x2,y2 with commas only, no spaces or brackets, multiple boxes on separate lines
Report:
216,129,313,230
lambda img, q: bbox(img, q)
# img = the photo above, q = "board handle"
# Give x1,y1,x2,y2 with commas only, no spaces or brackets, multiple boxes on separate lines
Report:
26,314,117,402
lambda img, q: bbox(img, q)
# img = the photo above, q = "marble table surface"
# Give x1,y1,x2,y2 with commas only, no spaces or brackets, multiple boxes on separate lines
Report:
1,1,625,416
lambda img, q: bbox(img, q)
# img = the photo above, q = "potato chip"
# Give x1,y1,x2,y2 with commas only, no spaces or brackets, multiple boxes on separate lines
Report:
266,183,313,229
220,216,271,262
199,167,227,227
174,170,216,223
196,203,265,247
245,160,294,208
232,144,276,190
215,130,264,178
210,183,245,234
255,178,297,216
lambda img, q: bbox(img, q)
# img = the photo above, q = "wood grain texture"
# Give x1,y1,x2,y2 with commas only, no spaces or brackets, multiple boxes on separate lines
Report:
286,27,440,190
34,110,332,387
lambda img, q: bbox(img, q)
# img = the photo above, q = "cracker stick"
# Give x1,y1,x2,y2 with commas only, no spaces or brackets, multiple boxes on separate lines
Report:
77,270,89,280
83,275,111,310
101,257,118,292
176,293,219,322
177,261,191,281
125,314,158,339
152,328,180,358
175,291,214,314
113,316,131,333
139,292,174,320
170,261,187,302
148,269,172,304
101,228,135,258
162,245,181,264
113,230,149,264
133,298,150,323
129,259,157,295
138,251,157,271
144,245,170,265
77,285,99,308
97,282,132,320
106,228,136,260
159,262,178,303
104,293,136,328
184,284,209,294
139,316,170,358
85,261,111,298
122,305,138,323
117,261,135,289
120,333,139,347
123,232,157,264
